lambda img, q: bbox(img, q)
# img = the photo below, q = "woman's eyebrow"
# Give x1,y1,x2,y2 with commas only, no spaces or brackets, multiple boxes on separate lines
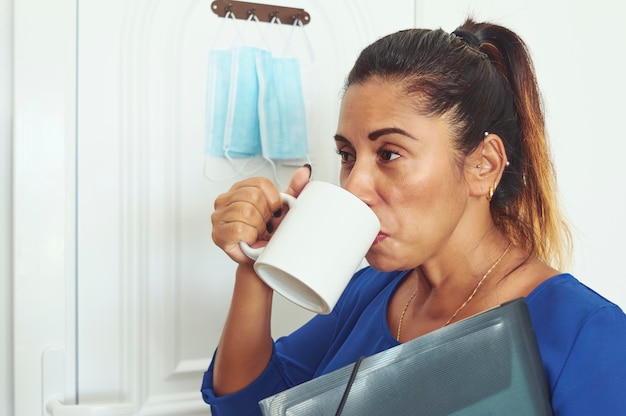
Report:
369,127,417,141
334,128,417,144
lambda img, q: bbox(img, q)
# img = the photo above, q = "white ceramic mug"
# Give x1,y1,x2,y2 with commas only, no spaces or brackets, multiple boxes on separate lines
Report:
239,181,380,314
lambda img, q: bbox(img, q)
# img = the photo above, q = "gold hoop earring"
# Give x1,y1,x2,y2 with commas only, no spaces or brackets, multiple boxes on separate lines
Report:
487,186,494,201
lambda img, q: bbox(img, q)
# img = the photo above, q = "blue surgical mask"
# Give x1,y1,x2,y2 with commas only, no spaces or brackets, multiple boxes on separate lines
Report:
205,49,231,157
205,46,263,159
256,52,309,161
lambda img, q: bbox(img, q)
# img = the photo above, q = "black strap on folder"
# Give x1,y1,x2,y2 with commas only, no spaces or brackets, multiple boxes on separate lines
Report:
335,356,365,416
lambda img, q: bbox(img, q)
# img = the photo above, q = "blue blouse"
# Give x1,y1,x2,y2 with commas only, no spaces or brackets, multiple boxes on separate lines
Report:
201,269,626,415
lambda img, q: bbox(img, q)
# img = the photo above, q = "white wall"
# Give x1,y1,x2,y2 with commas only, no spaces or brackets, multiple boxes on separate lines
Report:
415,0,626,309
1,0,14,413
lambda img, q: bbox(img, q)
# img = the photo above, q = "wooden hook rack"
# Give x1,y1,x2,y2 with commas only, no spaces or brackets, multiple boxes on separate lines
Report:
210,0,311,25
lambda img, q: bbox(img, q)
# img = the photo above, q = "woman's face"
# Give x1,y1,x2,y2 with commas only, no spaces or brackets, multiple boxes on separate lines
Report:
335,78,472,271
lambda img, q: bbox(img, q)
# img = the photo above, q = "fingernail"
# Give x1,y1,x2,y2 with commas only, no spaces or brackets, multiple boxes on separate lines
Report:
266,221,274,234
303,163,312,179
273,209,282,218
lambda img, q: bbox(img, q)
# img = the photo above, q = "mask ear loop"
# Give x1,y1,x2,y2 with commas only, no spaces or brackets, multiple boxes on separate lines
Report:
250,15,282,188
220,23,269,180
209,10,245,51
287,16,313,172
282,16,316,62
247,12,271,51
269,14,289,57
257,15,312,188
204,155,268,182
205,10,240,183
282,15,313,169
269,14,282,25
223,152,269,178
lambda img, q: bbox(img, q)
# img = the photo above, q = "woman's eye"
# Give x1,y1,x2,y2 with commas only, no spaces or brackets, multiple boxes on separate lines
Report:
336,149,355,163
379,149,400,162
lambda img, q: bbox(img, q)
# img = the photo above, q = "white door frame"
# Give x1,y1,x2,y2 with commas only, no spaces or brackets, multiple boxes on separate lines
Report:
13,0,78,414
1,0,15,415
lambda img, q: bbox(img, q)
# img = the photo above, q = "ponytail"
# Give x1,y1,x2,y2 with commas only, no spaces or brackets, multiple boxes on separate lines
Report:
456,19,572,269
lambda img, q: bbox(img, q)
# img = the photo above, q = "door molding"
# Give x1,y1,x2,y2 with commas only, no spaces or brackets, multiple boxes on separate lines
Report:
13,0,77,415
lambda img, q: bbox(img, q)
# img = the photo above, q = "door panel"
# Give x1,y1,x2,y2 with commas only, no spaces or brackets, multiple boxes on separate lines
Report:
75,1,414,414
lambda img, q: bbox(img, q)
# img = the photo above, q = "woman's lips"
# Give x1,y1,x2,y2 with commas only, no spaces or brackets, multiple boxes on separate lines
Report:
372,232,388,246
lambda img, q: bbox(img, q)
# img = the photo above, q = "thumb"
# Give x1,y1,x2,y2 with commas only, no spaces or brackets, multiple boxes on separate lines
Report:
284,164,312,197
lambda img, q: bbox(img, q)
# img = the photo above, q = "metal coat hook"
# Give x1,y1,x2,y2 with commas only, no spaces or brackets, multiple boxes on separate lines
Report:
211,0,311,25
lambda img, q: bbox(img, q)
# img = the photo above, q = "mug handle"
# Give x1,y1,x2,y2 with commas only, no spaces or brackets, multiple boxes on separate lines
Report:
239,192,297,260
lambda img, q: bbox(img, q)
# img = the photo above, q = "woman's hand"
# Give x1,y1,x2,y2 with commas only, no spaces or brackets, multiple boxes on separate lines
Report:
211,165,311,265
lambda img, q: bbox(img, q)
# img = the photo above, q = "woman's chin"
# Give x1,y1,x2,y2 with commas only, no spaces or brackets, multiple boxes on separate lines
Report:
364,253,400,272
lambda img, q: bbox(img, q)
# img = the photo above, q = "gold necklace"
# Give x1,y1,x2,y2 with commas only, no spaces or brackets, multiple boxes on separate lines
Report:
442,242,512,327
396,280,419,341
396,242,512,341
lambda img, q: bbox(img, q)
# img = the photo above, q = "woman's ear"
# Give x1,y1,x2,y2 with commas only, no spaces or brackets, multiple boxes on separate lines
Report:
466,133,508,198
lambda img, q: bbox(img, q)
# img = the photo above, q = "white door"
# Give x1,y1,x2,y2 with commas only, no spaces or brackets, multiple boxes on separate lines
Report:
14,1,415,415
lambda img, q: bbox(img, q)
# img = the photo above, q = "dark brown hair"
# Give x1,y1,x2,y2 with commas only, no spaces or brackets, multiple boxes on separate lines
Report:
345,18,571,269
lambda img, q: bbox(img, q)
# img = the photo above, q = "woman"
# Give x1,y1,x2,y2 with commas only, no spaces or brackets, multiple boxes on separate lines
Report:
203,19,626,415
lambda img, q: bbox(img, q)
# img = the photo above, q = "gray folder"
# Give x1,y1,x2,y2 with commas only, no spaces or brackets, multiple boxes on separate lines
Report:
259,298,553,416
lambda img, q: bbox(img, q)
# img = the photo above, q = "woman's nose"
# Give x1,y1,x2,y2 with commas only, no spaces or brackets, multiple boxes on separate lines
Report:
342,162,375,206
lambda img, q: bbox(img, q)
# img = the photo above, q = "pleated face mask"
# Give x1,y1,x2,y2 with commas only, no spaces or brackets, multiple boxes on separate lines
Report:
205,46,263,159
256,52,309,161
